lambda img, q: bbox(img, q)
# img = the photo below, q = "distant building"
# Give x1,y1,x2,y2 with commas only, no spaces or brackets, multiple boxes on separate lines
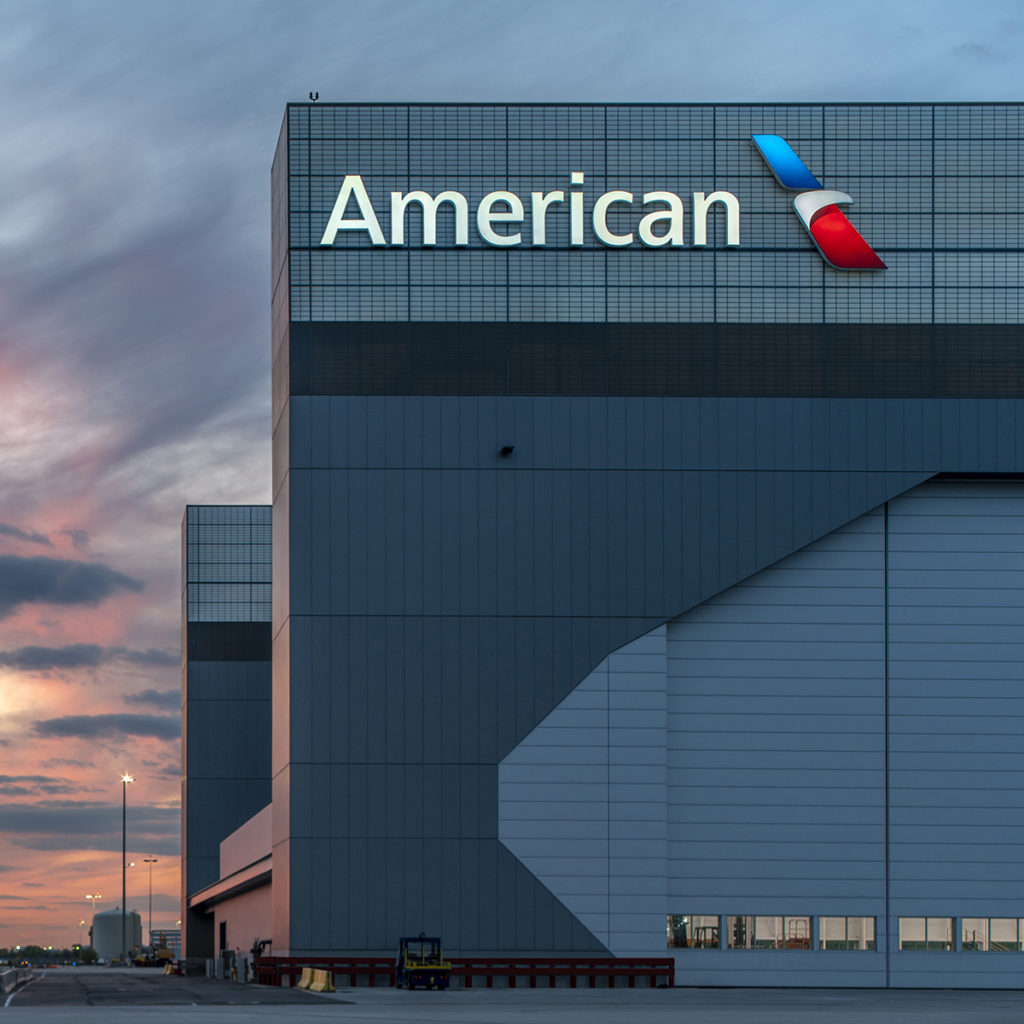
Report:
184,102,1024,987
180,505,271,959
150,928,181,959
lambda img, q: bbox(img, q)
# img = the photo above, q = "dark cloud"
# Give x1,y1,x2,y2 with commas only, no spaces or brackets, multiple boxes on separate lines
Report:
11,837,180,857
0,775,81,797
125,689,179,710
0,555,142,619
33,714,179,741
33,715,177,742
0,865,15,873
950,41,1002,61
117,648,178,667
0,644,105,669
0,523,50,546
0,894,27,900
0,644,176,671
60,528,89,551
0,800,178,841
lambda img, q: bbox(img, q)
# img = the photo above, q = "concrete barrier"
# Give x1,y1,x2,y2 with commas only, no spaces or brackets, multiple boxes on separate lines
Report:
1,968,33,996
295,967,314,990
309,969,335,993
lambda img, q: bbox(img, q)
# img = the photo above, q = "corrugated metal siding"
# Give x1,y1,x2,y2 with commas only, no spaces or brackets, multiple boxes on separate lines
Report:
499,627,667,952
665,512,886,986
500,480,1024,985
888,481,1024,987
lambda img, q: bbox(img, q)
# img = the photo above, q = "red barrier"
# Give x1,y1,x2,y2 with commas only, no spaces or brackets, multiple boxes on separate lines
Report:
450,956,674,989
255,954,673,989
254,956,395,988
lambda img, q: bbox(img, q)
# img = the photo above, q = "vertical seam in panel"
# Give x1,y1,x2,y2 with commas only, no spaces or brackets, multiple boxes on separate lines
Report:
884,499,890,988
606,658,611,949
931,105,936,326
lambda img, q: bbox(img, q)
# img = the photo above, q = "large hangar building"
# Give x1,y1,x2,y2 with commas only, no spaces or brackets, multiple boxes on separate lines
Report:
183,102,1024,988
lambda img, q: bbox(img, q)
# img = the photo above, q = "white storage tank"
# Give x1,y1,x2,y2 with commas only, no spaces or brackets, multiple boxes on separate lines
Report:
91,909,142,961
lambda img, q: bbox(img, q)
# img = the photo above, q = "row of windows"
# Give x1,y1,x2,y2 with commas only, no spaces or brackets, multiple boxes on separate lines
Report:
291,141,1022,175
291,139,1022,178
668,916,874,951
288,104,1022,141
668,916,1024,951
186,602,273,623
186,506,270,526
291,249,1023,287
290,286,1023,325
186,542,272,566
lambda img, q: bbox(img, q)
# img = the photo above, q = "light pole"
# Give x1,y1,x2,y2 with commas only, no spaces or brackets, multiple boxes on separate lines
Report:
120,773,134,963
144,857,158,945
85,893,101,952
78,919,85,947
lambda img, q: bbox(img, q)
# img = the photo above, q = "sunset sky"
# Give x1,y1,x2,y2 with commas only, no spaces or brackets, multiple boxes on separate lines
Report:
0,0,1018,950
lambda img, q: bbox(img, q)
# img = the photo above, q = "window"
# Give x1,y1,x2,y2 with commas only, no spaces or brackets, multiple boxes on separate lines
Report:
962,918,1021,951
667,915,720,949
727,916,812,950
819,917,876,950
899,917,953,951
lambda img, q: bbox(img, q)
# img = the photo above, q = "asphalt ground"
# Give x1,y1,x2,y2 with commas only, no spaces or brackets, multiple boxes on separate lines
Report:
6,967,1024,1023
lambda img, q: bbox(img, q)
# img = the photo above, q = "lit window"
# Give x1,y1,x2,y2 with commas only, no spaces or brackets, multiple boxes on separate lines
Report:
727,916,811,950
899,917,953,951
963,918,1021,951
666,915,719,949
819,917,876,950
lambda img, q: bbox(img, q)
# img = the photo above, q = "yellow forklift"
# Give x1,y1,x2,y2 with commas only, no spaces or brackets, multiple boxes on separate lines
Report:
395,934,451,990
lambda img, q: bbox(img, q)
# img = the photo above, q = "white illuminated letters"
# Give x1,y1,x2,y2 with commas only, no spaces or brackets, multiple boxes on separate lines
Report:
319,173,741,250
570,171,585,246
692,191,740,247
320,175,386,246
391,189,469,246
639,192,685,247
477,191,525,247
593,190,634,246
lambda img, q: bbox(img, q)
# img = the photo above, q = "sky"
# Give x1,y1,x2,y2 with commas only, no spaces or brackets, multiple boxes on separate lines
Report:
0,0,1018,950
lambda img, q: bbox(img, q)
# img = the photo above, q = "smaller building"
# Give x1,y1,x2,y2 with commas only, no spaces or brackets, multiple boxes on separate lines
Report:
188,805,272,960
91,909,141,962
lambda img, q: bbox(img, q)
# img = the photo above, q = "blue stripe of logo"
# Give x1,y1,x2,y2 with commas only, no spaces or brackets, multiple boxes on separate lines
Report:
751,134,822,191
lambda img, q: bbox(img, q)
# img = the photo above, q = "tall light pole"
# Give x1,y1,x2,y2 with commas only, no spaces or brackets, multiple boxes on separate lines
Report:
85,892,102,949
121,774,134,964
143,857,158,945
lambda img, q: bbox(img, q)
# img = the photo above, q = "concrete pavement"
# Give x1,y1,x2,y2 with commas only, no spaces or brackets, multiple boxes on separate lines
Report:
5,966,1024,1023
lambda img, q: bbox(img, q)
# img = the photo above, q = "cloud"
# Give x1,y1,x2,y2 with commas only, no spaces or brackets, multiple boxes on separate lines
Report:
60,528,89,551
0,774,82,797
124,689,179,710
0,865,15,873
0,554,142,618
0,523,50,546
0,800,179,839
11,836,181,857
949,41,1003,61
32,714,179,741
0,644,176,671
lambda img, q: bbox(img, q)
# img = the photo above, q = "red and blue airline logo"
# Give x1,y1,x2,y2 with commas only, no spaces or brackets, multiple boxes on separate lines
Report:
752,134,886,270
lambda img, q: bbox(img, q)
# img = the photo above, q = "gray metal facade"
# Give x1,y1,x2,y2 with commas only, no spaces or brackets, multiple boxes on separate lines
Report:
265,103,1024,984
181,504,272,958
